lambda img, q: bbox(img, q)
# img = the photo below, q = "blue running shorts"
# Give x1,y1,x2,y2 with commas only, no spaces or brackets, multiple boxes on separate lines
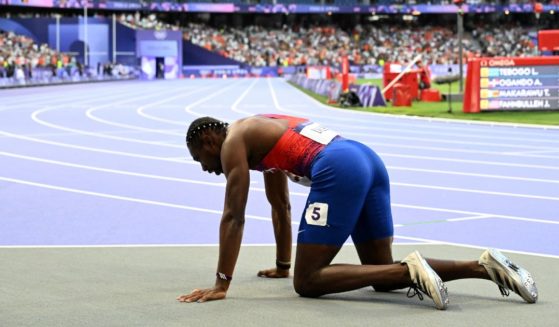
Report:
297,139,394,246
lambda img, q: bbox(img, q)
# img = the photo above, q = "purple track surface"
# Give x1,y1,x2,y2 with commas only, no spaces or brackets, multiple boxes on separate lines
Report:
1,78,558,257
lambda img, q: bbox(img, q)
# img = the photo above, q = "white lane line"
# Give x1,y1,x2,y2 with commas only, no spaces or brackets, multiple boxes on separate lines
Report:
0,83,159,112
394,235,559,259
0,84,156,107
8,125,559,177
392,182,559,201
137,107,184,125
394,215,495,226
0,176,275,224
378,152,559,171
0,129,184,139
330,118,559,146
31,108,183,148
345,130,559,152
30,89,188,148
140,81,241,127
5,150,559,207
0,130,184,162
392,215,493,227
1,171,557,226
0,151,224,186
502,149,559,155
394,214,529,226
341,120,559,149
447,214,494,222
388,166,559,185
138,79,254,125
87,83,218,133
392,203,559,225
184,80,246,120
0,86,173,141
371,140,559,160
231,79,260,116
0,242,431,249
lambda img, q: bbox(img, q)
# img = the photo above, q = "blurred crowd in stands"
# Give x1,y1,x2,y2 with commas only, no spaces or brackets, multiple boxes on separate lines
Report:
0,30,83,80
119,13,180,31
115,14,539,68
182,22,537,67
0,30,136,87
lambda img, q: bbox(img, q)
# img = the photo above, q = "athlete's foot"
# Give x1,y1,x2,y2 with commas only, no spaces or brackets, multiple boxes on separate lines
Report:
479,249,538,303
402,250,449,310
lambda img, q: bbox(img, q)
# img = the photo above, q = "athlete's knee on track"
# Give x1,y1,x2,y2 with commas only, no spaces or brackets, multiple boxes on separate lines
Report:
293,274,322,298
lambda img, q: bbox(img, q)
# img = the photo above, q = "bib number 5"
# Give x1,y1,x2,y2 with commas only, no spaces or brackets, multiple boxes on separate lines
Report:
305,202,329,226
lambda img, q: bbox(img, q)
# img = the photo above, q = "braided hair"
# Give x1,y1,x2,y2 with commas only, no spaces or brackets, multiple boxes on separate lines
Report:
186,117,229,147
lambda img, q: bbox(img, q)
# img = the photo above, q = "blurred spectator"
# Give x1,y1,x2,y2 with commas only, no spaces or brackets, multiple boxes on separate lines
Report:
472,22,537,58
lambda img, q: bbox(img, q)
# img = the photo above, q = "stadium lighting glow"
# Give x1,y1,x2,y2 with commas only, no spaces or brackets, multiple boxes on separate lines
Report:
551,10,555,15
504,9,510,15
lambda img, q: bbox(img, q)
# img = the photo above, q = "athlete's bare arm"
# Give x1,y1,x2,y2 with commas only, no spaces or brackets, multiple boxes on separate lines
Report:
177,129,251,303
258,170,292,278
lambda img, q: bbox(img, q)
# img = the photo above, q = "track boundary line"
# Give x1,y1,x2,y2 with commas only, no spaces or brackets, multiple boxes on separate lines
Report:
0,242,555,260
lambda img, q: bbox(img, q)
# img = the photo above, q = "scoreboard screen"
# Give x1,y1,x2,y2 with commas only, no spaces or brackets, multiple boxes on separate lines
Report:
463,57,559,113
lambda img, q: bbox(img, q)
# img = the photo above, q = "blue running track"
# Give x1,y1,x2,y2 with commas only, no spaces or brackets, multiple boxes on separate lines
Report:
1,78,558,257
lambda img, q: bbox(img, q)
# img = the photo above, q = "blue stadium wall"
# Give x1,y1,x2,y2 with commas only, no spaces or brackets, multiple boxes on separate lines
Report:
182,41,243,66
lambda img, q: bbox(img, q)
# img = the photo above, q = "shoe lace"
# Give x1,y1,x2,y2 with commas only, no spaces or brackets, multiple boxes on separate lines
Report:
498,285,510,297
407,286,425,301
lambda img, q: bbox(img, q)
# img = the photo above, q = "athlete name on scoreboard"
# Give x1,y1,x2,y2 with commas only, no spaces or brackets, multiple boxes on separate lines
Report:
481,89,552,98
480,66,558,79
483,78,545,87
490,67,540,76
481,100,554,110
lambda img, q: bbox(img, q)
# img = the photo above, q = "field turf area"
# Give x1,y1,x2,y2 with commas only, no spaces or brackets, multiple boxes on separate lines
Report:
291,79,559,126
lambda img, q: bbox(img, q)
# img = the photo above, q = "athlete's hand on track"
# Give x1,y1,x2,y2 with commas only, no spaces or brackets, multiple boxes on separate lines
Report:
257,267,289,278
177,287,226,303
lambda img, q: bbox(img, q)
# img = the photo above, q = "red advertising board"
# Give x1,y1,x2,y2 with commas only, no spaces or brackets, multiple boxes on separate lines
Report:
382,62,420,101
538,30,559,52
